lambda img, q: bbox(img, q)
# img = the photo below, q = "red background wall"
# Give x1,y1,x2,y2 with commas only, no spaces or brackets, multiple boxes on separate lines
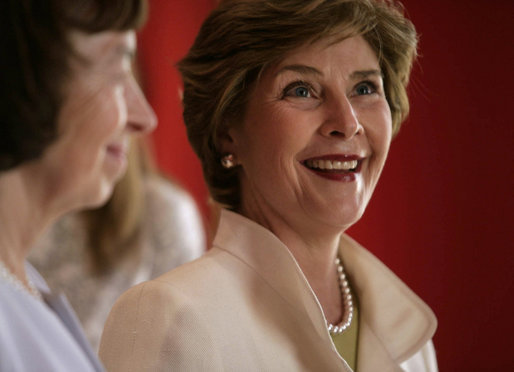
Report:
137,0,514,370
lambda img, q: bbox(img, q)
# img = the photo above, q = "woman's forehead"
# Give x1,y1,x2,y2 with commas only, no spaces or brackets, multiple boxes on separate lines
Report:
265,36,379,79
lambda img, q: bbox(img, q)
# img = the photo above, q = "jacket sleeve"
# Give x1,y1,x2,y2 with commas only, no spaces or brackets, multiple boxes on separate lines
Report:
98,280,222,372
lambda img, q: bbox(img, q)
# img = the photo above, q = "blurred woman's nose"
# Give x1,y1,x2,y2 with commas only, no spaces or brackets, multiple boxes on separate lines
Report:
125,78,157,134
319,94,361,140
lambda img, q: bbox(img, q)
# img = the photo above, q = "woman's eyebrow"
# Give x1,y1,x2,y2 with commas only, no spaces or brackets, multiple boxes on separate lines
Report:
274,64,323,77
349,69,383,80
275,65,383,81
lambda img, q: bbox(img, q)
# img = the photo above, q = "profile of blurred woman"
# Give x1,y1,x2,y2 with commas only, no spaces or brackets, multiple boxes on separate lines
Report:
0,0,155,370
29,138,205,351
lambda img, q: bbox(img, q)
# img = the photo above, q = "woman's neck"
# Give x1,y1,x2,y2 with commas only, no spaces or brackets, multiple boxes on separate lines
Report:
0,166,54,278
239,200,345,324
277,227,344,325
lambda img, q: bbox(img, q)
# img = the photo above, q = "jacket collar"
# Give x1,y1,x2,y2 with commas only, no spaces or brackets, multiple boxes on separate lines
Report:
26,262,106,372
213,210,331,342
338,234,437,370
213,210,436,371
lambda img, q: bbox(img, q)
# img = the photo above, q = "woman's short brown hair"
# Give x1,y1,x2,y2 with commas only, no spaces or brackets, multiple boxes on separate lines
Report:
178,0,418,210
0,0,148,171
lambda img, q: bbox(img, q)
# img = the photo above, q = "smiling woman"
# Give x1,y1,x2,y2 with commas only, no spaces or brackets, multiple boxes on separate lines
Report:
0,0,154,371
99,1,436,371
46,30,156,209
226,36,392,235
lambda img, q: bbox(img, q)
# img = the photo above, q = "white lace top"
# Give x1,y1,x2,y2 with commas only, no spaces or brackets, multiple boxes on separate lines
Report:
29,176,205,351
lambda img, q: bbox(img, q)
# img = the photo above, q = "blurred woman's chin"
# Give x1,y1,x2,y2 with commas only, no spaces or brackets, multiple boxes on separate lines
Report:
69,176,117,211
84,185,115,210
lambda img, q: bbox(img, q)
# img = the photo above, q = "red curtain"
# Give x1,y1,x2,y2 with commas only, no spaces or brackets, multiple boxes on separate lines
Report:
137,0,213,218
138,0,514,370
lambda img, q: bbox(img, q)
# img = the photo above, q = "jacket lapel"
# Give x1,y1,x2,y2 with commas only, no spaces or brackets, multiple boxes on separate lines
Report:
43,293,105,371
213,210,332,342
338,234,437,370
27,263,105,372
357,320,404,371
214,211,436,372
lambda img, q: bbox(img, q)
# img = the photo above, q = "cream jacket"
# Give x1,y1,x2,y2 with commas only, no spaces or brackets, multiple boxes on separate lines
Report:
100,210,437,371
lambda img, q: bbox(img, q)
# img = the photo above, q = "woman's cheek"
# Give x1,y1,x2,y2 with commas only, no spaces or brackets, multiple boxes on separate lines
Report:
89,85,127,139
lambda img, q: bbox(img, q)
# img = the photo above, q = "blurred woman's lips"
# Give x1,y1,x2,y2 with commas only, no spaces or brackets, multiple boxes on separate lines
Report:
105,143,128,176
105,143,128,170
106,143,127,159
302,154,363,181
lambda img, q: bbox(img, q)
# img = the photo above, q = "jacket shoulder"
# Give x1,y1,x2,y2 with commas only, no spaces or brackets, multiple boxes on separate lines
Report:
99,263,224,371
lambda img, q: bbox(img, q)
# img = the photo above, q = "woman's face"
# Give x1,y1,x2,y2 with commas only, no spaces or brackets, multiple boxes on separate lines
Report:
36,30,156,211
225,36,392,236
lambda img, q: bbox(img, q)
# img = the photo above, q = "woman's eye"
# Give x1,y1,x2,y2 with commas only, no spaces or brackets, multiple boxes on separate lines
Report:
283,82,314,99
293,86,310,97
355,82,376,96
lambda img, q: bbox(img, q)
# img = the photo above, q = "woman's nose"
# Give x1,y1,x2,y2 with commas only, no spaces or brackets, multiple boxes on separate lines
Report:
319,95,361,139
125,78,157,134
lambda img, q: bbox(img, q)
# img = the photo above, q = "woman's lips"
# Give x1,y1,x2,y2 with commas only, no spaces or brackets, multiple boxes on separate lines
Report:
106,144,127,159
105,143,128,172
302,154,363,181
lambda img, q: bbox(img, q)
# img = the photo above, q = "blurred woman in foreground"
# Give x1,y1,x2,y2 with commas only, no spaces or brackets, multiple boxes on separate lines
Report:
0,0,155,370
29,138,205,352
100,0,437,370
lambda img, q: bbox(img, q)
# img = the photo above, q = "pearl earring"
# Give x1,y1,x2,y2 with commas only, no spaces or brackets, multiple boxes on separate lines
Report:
221,154,236,169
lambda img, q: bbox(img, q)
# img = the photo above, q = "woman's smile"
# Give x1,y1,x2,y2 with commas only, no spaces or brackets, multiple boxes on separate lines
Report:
302,154,364,182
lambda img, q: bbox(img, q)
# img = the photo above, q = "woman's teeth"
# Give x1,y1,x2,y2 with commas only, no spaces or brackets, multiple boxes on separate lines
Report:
305,159,358,171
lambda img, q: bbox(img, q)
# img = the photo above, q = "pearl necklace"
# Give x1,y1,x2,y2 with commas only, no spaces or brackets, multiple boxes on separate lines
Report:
327,257,353,334
0,260,42,301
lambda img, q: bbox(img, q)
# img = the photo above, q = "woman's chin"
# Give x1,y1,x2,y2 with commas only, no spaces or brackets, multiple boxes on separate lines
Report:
104,154,128,182
317,198,368,231
87,193,112,209
70,182,116,212
83,162,128,208
325,215,363,234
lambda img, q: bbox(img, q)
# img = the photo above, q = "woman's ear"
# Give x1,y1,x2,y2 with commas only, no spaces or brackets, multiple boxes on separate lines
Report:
219,129,237,155
218,127,241,169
